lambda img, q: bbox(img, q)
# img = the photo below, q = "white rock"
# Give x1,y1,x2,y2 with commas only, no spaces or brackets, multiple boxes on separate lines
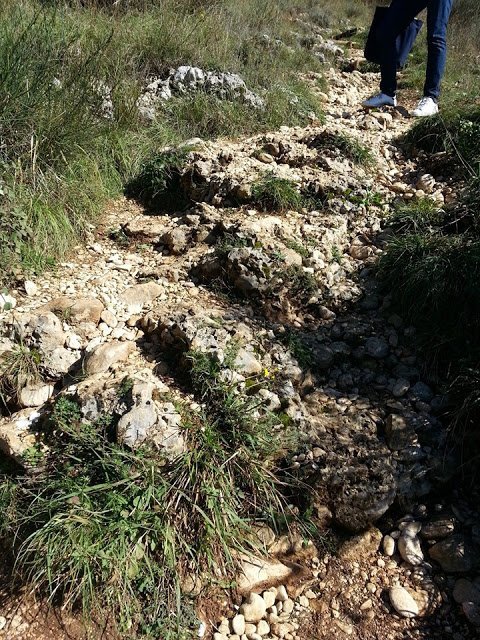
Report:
239,593,267,623
389,586,419,618
24,280,38,296
282,599,294,614
398,535,423,566
232,614,246,636
256,620,270,636
0,293,16,311
18,383,54,408
263,590,276,608
276,585,288,602
383,534,396,556
66,334,83,350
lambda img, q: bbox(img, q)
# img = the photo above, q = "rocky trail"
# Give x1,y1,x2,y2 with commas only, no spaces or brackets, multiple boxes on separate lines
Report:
1,35,479,640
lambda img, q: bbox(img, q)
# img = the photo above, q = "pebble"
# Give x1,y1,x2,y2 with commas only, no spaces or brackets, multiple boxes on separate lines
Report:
232,614,246,635
389,586,419,618
240,593,267,623
383,535,396,556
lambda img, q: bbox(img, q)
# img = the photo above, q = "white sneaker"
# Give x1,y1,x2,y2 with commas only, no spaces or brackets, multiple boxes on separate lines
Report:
362,92,397,109
411,97,439,117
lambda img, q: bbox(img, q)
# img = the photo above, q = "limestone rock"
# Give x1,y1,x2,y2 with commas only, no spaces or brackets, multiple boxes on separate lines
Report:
24,280,38,297
0,409,42,463
119,282,164,314
123,217,166,242
398,528,424,566
383,534,396,556
84,341,135,375
46,346,79,376
231,614,246,636
161,228,189,255
236,555,295,593
234,349,263,375
256,619,270,636
389,586,419,618
18,383,54,408
40,296,104,327
239,593,267,623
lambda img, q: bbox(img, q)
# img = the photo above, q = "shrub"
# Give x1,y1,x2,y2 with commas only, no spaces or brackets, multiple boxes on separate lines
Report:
124,149,190,211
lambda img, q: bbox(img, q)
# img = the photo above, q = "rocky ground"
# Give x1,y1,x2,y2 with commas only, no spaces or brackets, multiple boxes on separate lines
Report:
0,32,479,640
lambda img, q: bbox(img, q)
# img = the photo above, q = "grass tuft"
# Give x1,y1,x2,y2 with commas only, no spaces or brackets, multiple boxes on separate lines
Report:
251,174,304,212
308,131,373,165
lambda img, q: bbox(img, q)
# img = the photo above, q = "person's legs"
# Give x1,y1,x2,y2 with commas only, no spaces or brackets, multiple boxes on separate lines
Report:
377,0,427,97
423,0,454,100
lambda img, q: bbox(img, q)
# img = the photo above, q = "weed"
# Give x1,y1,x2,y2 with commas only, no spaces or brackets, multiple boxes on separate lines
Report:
0,344,43,407
282,331,314,369
345,188,384,209
283,238,310,258
330,246,343,264
387,198,445,234
281,265,318,298
251,174,303,212
308,131,373,165
125,150,190,211
109,227,130,247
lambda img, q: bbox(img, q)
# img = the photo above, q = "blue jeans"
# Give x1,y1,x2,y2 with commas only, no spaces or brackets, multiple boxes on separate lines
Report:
377,0,454,99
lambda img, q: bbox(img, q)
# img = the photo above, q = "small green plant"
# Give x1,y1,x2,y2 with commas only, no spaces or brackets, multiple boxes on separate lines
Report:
109,227,130,247
251,173,304,212
21,444,45,467
282,331,314,369
125,150,190,211
283,238,310,258
281,265,318,298
0,343,43,405
345,188,384,209
308,131,373,165
330,246,343,264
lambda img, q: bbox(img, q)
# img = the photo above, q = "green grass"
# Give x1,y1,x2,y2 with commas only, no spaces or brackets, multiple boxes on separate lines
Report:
402,107,480,177
251,174,304,212
378,233,480,358
387,197,446,234
0,344,43,409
